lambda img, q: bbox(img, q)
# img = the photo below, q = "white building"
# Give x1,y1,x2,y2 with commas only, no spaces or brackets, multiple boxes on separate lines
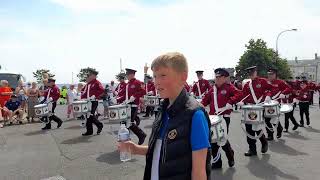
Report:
287,53,320,82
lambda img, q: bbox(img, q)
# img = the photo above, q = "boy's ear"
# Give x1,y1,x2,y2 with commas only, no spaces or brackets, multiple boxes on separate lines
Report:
181,71,188,82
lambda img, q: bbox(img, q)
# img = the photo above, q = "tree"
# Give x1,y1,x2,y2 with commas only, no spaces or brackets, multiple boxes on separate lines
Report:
235,39,291,80
77,67,98,82
33,69,55,83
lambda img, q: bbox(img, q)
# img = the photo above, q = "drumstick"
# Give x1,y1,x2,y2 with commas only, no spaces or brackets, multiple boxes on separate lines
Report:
240,94,250,103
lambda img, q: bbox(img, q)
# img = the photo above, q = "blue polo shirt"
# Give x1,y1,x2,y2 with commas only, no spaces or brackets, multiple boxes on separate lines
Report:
5,100,21,111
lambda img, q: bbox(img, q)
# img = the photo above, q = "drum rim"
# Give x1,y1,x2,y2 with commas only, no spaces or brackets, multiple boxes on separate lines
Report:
210,115,222,125
34,104,47,108
241,105,264,110
72,100,88,104
109,104,128,108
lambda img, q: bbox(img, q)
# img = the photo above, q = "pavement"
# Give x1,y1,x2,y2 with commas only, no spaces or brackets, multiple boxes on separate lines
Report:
0,100,320,180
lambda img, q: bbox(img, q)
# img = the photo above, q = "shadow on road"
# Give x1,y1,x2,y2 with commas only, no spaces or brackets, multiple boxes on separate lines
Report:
283,131,309,140
305,127,320,133
211,167,236,180
24,130,48,136
269,139,308,156
96,150,137,165
246,154,299,180
61,136,92,145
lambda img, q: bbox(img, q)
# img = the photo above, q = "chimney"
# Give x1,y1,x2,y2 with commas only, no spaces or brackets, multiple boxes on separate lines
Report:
315,53,318,59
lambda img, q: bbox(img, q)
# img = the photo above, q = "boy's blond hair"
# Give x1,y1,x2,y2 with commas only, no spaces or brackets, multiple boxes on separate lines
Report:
151,52,188,73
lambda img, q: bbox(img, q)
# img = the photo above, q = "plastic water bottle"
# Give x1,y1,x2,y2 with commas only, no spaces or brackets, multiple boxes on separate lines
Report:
118,123,131,162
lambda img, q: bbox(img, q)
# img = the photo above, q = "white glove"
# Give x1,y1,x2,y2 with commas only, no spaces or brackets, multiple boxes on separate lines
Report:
237,101,244,106
265,96,271,103
114,91,118,96
225,103,233,110
47,97,53,103
129,96,135,103
190,92,194,96
147,91,153,95
293,98,299,103
279,94,286,99
90,95,96,100
303,95,307,99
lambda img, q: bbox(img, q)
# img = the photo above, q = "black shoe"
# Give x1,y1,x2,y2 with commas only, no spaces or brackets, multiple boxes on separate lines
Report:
300,124,304,127
142,115,149,118
18,121,23,124
292,125,299,131
244,150,257,157
267,136,274,141
284,129,289,133
136,118,141,126
261,143,268,153
228,150,235,167
57,121,63,128
138,133,146,145
277,131,282,139
211,162,222,169
307,122,310,126
97,124,103,135
8,122,13,126
82,132,93,136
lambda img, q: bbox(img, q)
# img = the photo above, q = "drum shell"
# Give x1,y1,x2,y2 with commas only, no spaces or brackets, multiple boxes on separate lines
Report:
72,101,90,115
34,104,49,117
144,96,160,107
241,105,264,124
280,104,293,113
108,105,129,120
263,103,280,118
209,115,225,143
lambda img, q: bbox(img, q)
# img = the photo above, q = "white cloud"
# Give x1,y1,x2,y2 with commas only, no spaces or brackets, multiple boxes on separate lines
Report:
1,0,320,83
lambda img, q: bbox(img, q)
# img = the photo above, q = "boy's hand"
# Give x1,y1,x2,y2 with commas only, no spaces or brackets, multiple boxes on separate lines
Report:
118,141,137,154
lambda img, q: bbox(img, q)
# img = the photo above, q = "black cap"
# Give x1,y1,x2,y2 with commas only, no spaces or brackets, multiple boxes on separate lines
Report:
196,70,204,74
48,78,56,82
88,69,98,76
11,94,17,98
118,74,125,79
295,76,300,79
245,66,257,72
125,68,137,74
267,67,278,74
214,68,229,77
301,76,307,79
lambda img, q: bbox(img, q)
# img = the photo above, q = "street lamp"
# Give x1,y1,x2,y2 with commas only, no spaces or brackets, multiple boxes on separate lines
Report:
276,28,298,56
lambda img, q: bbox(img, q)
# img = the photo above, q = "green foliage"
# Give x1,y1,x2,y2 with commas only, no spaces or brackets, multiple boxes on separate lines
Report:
77,67,98,82
235,39,291,80
33,69,55,83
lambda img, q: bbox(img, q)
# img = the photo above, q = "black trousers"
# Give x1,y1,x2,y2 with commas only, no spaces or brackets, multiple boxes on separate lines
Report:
85,101,103,134
211,141,234,166
309,91,314,105
284,106,299,129
265,117,283,138
145,106,154,116
42,102,62,128
245,124,267,152
126,106,145,139
223,117,230,134
299,102,310,125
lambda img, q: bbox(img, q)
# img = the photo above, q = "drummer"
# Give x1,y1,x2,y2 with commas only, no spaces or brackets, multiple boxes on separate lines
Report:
192,70,210,99
41,78,63,130
201,68,238,169
266,67,292,140
117,68,147,145
143,74,156,118
81,69,104,136
235,66,272,156
297,80,311,127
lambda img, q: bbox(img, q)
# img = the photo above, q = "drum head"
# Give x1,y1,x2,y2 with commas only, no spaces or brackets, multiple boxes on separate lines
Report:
209,115,222,125
109,104,127,109
34,104,47,108
263,100,279,106
280,104,293,113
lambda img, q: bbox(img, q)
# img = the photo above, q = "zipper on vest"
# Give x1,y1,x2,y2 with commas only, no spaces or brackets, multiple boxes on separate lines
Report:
162,135,167,164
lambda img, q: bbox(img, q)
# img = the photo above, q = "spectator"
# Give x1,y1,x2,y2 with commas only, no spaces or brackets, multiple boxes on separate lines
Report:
66,84,77,119
26,82,40,122
0,80,13,108
102,84,112,119
2,94,24,125
15,80,27,112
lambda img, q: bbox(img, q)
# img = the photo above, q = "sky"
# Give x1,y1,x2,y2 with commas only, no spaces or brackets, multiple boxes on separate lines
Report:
0,0,319,84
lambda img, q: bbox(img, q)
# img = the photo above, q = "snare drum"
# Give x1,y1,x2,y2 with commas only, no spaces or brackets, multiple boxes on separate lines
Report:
241,105,264,131
209,115,226,143
144,96,160,107
263,100,280,118
280,104,293,113
34,104,49,117
72,100,89,115
108,104,129,121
